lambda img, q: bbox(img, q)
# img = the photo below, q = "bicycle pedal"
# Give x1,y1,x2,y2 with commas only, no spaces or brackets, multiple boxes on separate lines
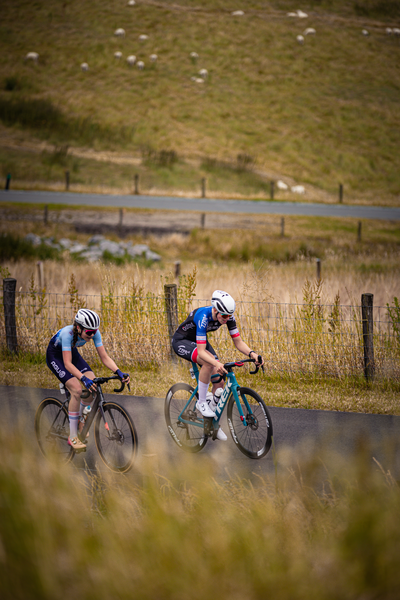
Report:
74,446,87,453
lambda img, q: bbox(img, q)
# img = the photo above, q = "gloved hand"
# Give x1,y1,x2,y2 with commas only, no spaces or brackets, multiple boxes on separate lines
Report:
115,369,129,380
81,375,95,390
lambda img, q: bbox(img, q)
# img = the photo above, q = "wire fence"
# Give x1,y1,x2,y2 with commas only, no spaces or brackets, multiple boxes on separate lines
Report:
1,286,399,381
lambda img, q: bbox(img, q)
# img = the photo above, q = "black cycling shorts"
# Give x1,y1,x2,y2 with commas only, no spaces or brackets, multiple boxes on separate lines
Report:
171,338,218,363
46,345,91,384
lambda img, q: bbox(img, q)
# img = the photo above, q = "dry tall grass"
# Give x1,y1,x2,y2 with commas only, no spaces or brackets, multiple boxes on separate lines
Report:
1,424,400,600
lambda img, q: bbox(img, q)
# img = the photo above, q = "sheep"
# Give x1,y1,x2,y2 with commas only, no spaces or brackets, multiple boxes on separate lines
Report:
393,28,400,36
362,29,369,36
304,27,316,35
277,180,289,191
137,60,145,70
126,55,136,66
190,51,199,63
198,68,208,79
191,77,204,83
127,0,135,5
114,28,125,37
287,10,308,18
291,185,305,194
386,27,393,34
232,10,244,16
149,53,158,63
81,62,89,71
25,52,39,63
297,35,304,45
139,34,148,41
114,51,123,60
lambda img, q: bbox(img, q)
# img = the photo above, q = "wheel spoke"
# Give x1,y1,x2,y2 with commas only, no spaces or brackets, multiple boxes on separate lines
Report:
95,403,137,473
165,383,207,453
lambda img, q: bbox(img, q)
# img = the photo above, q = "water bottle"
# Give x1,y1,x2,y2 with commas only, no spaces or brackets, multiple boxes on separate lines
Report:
59,383,65,395
189,367,196,380
80,404,91,425
83,405,91,418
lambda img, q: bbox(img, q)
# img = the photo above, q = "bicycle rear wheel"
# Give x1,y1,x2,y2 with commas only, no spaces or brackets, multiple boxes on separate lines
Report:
165,383,207,453
227,387,273,459
94,402,137,473
35,397,74,464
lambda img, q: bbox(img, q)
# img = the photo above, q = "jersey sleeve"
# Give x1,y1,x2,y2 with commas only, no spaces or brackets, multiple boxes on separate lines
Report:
93,329,103,348
227,316,240,338
193,308,209,345
60,328,74,352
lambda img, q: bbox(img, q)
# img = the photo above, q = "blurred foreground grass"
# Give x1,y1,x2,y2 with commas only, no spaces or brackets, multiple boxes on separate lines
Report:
1,425,399,600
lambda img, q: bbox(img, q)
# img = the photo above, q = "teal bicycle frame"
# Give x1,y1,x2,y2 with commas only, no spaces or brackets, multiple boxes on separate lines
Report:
178,360,254,435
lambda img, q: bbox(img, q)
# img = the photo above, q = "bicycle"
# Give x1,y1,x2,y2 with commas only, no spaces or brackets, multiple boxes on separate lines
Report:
165,357,273,459
35,375,138,473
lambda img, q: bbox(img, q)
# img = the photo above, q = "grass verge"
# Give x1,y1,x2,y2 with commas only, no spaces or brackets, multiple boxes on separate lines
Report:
1,353,399,415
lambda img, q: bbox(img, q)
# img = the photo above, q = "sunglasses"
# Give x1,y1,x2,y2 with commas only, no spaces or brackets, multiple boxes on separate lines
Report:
84,328,98,336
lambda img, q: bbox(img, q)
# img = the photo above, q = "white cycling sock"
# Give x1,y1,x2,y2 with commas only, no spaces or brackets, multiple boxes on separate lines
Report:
198,381,209,404
69,411,80,438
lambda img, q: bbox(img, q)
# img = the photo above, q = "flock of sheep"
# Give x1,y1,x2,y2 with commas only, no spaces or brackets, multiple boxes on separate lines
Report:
22,5,399,196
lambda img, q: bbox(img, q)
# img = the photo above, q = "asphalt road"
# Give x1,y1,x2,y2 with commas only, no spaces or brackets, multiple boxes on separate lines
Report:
2,385,400,484
1,189,400,220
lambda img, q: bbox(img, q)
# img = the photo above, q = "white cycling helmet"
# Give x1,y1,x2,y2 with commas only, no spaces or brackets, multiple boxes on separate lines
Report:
75,308,100,329
211,290,236,315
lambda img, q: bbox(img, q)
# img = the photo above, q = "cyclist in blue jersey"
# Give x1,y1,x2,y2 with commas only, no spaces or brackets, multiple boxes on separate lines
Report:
46,308,129,450
172,290,263,441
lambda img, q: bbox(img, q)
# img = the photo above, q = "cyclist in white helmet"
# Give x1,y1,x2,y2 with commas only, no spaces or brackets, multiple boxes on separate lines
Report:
172,290,264,441
46,309,130,450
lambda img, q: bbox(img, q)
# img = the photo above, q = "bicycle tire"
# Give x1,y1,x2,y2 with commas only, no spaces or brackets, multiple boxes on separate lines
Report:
94,402,137,473
227,387,273,459
35,397,74,465
165,383,207,453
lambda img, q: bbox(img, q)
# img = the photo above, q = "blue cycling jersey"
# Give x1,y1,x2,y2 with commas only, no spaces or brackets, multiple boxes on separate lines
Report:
173,306,239,345
49,325,103,354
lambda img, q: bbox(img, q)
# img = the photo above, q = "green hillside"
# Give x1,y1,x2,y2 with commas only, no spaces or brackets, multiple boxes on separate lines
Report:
1,0,399,202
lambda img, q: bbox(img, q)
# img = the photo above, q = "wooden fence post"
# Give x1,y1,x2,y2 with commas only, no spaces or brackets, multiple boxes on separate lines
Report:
3,278,18,353
65,170,70,191
164,283,178,361
280,217,285,237
134,174,139,195
37,261,44,289
316,258,321,281
361,293,375,381
357,221,362,242
201,178,206,198
44,205,48,226
339,183,343,203
201,213,206,229
174,261,181,280
5,173,11,190
270,181,275,200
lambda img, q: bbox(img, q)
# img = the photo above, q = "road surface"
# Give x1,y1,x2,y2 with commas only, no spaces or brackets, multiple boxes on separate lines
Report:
2,385,400,484
1,189,399,221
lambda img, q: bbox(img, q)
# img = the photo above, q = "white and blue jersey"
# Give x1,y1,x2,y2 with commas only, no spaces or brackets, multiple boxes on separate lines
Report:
174,306,239,345
46,325,103,384
49,325,103,355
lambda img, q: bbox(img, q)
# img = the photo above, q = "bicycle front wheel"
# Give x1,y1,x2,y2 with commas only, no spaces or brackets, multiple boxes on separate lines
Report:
94,402,137,473
227,387,273,459
35,397,74,465
165,383,207,453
